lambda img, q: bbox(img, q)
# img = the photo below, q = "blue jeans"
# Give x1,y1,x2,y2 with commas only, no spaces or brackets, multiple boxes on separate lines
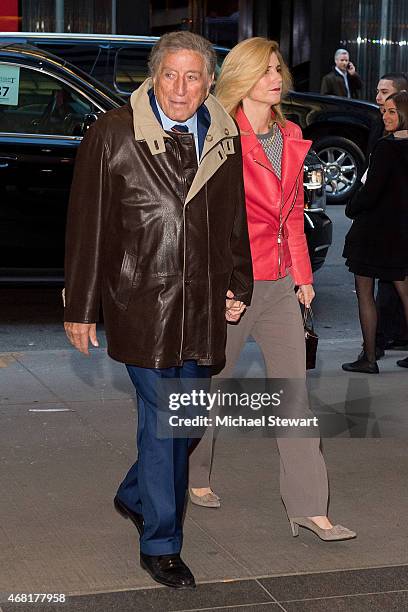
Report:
116,360,210,555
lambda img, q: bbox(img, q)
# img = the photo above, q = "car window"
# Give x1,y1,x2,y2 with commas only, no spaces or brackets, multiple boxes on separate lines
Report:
39,43,101,76
114,47,150,93
0,65,94,136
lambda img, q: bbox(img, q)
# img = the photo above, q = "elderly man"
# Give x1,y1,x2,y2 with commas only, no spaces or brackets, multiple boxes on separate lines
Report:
320,49,362,99
64,31,253,589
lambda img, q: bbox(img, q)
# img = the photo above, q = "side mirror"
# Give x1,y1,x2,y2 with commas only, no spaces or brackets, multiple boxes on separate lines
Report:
74,112,100,136
83,112,100,131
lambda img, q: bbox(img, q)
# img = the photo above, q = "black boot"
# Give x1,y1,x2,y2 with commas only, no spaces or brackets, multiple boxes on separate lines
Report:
342,355,379,374
396,357,408,368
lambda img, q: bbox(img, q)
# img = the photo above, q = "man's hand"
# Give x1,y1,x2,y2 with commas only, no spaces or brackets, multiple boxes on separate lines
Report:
64,322,99,355
225,289,246,323
296,284,315,308
347,62,356,76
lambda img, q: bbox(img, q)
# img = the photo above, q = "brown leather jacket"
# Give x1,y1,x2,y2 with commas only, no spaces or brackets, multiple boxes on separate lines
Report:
320,68,362,99
64,78,253,368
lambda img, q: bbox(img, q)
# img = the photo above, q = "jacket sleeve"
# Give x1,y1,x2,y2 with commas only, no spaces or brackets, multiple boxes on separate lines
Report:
349,72,362,93
285,123,313,285
320,75,331,95
228,135,254,306
64,121,111,323
345,139,392,219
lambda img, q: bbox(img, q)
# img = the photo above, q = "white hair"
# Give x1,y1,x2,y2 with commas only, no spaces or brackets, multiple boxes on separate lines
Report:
335,48,349,60
149,31,216,79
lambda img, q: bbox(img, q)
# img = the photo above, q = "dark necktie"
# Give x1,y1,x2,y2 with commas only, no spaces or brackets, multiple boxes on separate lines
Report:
171,124,189,133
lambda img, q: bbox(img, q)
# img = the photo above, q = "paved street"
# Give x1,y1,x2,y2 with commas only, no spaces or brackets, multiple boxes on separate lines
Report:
1,205,408,611
0,207,356,352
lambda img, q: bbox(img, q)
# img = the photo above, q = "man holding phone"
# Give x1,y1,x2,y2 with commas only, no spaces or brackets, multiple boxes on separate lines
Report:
320,49,362,99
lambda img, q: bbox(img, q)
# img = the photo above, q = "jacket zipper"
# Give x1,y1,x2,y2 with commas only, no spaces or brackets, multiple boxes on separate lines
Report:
253,158,302,278
176,136,230,360
205,183,211,359
172,141,188,362
277,177,299,277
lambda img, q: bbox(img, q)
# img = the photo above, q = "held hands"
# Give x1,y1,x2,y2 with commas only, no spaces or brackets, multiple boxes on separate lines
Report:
225,289,246,322
65,291,246,352
64,292,245,353
296,284,315,308
64,322,99,355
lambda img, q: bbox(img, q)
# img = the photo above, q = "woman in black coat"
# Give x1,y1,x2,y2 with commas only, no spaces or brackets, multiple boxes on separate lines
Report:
342,91,408,373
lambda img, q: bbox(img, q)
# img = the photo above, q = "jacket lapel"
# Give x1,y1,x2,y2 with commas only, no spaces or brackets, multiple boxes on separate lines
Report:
185,95,238,205
236,107,261,158
236,107,311,207
280,129,311,206
130,79,170,154
130,79,238,206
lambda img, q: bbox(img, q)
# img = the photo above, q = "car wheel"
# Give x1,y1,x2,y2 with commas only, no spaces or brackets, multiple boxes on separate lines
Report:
312,136,365,204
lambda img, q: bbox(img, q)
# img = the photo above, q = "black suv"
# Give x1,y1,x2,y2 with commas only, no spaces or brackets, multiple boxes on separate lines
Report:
0,32,380,203
0,43,330,283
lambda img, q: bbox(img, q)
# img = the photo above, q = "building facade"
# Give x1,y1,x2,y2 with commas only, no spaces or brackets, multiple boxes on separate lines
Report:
1,0,407,101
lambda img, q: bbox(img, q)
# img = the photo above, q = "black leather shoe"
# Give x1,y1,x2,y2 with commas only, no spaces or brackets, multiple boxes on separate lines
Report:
114,496,144,536
397,357,408,368
342,357,379,374
140,552,196,589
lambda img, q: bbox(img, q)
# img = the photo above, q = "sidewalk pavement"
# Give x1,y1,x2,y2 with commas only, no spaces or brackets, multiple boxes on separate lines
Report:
1,338,408,611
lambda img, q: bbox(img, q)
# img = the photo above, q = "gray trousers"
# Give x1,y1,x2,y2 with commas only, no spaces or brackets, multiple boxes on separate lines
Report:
188,276,329,517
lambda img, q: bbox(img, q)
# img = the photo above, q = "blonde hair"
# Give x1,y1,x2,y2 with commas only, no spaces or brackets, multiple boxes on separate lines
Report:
215,37,292,126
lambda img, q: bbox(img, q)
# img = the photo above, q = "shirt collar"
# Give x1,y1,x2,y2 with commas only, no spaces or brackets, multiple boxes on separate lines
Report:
335,66,347,77
334,66,351,97
155,98,198,136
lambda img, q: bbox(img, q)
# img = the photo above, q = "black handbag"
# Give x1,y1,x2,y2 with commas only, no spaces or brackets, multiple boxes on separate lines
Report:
304,307,318,370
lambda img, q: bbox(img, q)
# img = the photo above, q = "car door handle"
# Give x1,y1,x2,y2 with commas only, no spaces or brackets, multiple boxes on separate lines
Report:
0,155,18,168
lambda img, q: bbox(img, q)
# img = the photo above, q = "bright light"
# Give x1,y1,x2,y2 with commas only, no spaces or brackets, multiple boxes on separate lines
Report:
341,37,408,46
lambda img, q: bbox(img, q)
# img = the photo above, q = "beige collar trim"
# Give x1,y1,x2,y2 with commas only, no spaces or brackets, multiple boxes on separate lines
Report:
130,78,239,204
130,78,238,152
130,78,169,154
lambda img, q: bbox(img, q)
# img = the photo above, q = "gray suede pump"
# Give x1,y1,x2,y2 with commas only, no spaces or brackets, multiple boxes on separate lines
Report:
289,517,356,541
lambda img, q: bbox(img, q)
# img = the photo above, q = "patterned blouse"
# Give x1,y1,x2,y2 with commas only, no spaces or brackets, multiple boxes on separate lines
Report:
256,123,283,180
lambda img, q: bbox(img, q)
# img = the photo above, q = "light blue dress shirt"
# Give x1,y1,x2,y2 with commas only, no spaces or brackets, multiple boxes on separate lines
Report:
335,66,351,98
155,98,200,163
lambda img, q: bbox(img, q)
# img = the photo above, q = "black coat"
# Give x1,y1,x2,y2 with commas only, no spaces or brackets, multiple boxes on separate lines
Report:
320,69,362,99
343,135,408,276
366,112,385,157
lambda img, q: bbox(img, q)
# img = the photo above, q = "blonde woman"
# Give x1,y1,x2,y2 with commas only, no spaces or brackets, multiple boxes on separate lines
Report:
189,38,355,541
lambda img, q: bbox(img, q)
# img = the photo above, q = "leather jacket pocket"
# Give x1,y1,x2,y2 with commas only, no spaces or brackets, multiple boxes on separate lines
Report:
115,251,137,310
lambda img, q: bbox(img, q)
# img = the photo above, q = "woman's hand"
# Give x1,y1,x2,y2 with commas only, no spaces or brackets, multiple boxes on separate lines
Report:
296,284,315,308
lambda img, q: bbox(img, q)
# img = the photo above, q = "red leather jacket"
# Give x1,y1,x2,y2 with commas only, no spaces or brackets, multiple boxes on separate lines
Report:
236,107,313,285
